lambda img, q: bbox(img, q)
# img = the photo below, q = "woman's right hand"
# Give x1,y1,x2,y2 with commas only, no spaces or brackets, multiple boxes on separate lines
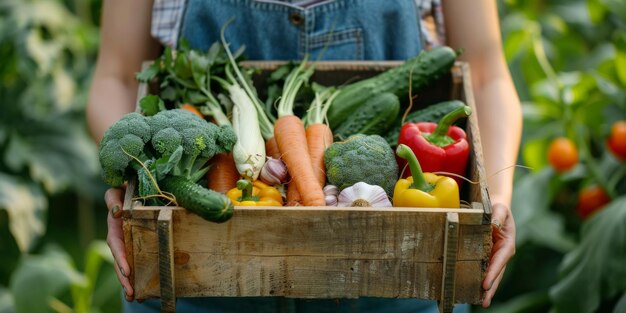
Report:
105,186,134,302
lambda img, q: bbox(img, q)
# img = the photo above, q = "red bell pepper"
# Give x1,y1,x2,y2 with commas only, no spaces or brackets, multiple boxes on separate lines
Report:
397,106,472,187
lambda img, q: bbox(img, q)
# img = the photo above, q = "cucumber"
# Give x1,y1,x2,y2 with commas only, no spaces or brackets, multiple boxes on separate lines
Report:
384,100,467,146
333,92,400,140
160,175,234,223
327,46,458,129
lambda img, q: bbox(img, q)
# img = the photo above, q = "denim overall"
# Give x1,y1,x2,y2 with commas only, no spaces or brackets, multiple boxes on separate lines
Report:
126,0,470,311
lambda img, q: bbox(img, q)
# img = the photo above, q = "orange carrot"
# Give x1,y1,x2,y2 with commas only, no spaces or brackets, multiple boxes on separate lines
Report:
180,104,204,119
305,123,333,187
265,137,281,159
206,152,240,193
274,115,325,206
286,182,302,206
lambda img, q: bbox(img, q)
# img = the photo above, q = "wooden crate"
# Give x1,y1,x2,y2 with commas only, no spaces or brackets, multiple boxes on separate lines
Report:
123,61,492,313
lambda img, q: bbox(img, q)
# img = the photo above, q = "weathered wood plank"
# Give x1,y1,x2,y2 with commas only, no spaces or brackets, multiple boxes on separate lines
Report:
133,252,485,303
131,208,487,303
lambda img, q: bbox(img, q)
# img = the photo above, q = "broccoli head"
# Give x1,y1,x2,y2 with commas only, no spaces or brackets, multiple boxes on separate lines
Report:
99,108,237,187
101,112,151,146
324,134,399,196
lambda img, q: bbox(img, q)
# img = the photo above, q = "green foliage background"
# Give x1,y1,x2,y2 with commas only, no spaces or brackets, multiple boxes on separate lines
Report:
0,0,624,312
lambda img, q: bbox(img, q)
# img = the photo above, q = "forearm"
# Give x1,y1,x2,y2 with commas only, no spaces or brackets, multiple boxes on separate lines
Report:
443,0,523,207
87,73,139,143
86,0,161,144
472,63,522,207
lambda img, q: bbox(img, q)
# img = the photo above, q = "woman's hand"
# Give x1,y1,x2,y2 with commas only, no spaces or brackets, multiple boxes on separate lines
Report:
482,202,516,308
104,186,135,302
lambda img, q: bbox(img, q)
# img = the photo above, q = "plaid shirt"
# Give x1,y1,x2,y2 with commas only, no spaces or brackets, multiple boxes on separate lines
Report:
151,0,446,49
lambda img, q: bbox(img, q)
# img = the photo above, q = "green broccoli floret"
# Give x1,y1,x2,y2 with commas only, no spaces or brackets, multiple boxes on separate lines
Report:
324,134,399,196
215,124,238,155
101,112,151,146
151,127,182,155
99,132,147,187
99,108,237,187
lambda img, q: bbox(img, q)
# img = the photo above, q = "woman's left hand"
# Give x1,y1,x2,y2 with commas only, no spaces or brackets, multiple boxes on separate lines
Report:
482,202,516,308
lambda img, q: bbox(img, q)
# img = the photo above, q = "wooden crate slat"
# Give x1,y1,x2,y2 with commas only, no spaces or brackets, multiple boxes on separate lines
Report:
130,207,488,303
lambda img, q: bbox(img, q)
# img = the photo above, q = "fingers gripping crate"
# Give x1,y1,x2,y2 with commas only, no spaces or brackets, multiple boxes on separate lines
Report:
123,61,493,313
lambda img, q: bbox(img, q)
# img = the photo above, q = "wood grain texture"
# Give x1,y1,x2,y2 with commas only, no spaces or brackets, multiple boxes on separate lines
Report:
128,206,488,304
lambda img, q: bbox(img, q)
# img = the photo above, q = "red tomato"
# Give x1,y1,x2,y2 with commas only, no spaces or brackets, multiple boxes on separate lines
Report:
576,185,610,219
607,121,626,161
547,137,578,172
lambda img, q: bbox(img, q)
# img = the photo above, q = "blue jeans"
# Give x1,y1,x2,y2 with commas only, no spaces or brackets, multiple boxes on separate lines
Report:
124,296,471,313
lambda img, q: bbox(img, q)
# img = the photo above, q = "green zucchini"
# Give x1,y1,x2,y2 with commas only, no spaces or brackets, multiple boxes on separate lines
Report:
327,46,458,129
160,175,234,223
384,100,467,146
333,92,400,140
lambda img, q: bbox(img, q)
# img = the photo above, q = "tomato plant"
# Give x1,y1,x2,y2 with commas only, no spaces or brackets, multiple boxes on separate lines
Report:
607,121,626,161
547,137,579,173
576,185,611,219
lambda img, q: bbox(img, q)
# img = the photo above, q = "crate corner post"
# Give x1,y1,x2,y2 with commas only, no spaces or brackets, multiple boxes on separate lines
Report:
158,208,176,313
439,212,459,313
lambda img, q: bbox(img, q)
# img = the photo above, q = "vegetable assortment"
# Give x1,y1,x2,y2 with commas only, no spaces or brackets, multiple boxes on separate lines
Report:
97,38,476,222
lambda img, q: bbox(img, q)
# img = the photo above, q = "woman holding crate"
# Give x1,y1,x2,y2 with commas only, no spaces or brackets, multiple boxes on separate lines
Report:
87,0,520,312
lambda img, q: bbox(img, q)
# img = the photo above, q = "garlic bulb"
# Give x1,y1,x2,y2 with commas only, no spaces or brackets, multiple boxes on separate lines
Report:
259,157,289,186
337,182,392,207
323,185,339,206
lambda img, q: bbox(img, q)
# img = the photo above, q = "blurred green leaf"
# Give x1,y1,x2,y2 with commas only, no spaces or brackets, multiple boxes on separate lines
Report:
139,95,165,116
530,80,560,111
567,72,596,105
189,49,210,89
10,245,86,313
505,29,533,61
615,50,626,87
549,196,626,313
135,61,159,82
4,114,99,194
614,292,626,313
512,169,553,237
0,173,47,253
0,286,14,313
186,90,209,104
174,51,192,80
601,0,626,21
522,138,549,171
587,0,609,24
513,169,577,252
72,241,114,313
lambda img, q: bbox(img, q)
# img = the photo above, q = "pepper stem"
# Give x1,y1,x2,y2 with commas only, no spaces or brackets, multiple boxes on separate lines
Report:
427,106,472,146
236,179,259,201
396,144,433,192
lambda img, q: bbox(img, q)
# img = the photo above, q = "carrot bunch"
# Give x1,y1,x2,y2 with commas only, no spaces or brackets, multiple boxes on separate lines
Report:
273,60,330,206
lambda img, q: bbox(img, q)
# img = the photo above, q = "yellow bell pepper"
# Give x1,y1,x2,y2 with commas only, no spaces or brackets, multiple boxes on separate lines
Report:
393,144,460,208
226,179,283,206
